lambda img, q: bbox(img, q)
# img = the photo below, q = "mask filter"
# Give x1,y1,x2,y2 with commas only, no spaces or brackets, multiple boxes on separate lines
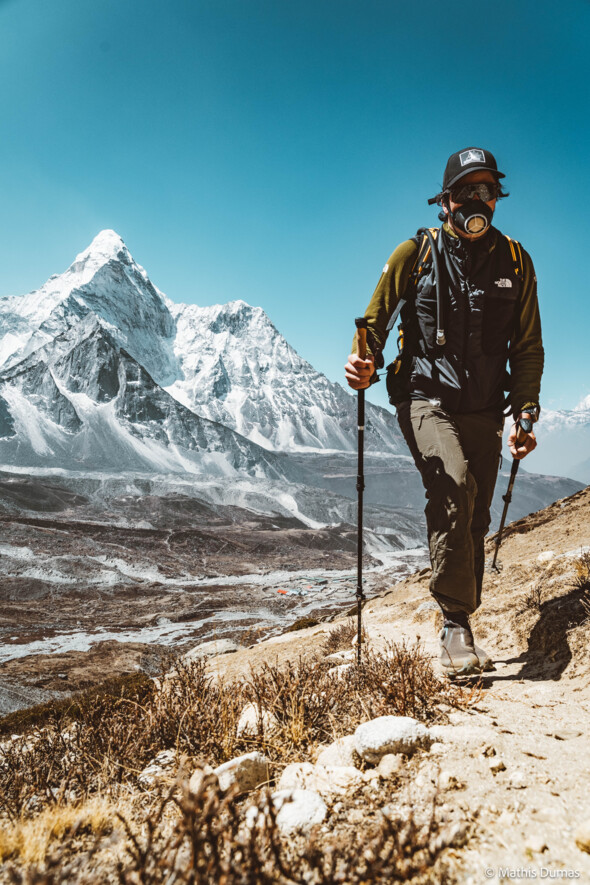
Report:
451,200,494,235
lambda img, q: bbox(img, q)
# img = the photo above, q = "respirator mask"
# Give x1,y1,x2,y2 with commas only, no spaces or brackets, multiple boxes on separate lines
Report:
449,199,494,235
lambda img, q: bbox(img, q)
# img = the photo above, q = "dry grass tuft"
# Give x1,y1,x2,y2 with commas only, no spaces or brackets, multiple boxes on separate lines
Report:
0,796,115,865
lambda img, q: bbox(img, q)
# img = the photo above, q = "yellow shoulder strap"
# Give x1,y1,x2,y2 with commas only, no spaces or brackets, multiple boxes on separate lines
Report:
505,235,523,277
416,228,438,276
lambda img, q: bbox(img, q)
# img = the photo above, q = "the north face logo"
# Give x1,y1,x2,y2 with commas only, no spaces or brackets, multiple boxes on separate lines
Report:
460,148,486,166
494,278,512,288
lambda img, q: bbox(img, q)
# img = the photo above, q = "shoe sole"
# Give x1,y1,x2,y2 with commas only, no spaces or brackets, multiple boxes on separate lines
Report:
441,658,482,678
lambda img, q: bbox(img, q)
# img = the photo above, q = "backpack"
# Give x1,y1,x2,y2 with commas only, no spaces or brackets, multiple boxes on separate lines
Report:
384,228,524,406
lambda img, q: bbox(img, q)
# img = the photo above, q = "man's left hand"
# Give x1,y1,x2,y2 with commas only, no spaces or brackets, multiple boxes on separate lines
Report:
507,414,537,460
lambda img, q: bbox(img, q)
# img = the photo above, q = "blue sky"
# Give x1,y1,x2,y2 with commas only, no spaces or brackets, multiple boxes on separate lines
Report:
1,0,588,412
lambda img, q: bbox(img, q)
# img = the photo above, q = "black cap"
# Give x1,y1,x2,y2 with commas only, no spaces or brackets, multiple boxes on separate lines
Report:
443,147,505,191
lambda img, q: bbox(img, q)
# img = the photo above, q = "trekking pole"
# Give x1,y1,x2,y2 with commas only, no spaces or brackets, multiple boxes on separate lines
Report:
490,417,533,572
354,317,368,664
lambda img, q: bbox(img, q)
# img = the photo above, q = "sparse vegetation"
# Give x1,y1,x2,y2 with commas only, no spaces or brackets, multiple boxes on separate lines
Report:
521,579,544,612
320,617,366,654
573,550,590,621
0,643,471,881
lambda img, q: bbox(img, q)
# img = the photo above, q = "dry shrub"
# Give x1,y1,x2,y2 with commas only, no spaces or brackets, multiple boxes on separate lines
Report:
114,774,452,885
0,660,247,821
0,644,467,830
244,642,466,762
3,775,454,884
320,617,366,655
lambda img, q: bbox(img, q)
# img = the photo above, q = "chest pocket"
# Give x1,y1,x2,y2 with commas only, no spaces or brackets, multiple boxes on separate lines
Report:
482,279,519,354
414,270,438,352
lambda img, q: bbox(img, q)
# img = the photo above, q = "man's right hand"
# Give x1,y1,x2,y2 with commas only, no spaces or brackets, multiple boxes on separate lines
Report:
344,353,375,390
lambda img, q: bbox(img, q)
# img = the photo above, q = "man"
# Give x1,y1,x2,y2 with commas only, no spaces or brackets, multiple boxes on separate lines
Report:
345,147,544,676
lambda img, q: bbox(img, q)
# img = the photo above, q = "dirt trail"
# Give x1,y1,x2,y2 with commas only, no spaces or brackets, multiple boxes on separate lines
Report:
211,486,590,879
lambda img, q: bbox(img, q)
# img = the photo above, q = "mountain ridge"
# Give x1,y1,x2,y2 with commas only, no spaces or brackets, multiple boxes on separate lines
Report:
0,230,405,455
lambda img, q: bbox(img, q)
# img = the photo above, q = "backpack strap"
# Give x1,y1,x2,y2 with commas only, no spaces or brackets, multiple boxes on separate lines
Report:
385,228,438,333
504,235,524,278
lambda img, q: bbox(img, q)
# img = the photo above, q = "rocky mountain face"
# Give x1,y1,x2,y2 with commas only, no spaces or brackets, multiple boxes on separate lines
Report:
167,300,404,454
0,315,294,481
0,230,404,456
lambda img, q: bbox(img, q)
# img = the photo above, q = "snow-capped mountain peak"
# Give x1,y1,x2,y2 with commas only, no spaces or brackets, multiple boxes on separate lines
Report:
0,230,177,384
1,231,406,456
68,229,131,277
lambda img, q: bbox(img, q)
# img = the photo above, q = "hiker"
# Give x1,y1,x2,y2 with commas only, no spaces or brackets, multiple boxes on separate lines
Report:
344,147,544,676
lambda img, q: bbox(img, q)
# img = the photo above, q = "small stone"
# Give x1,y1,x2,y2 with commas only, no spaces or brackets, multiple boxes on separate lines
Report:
526,834,548,853
489,757,506,774
271,789,327,834
429,741,446,755
439,770,461,790
416,600,439,614
327,663,353,679
355,716,431,763
509,770,527,789
316,735,358,768
547,729,583,741
277,762,363,797
188,764,215,795
574,819,590,854
214,751,270,794
182,639,240,662
138,749,177,789
325,650,356,663
362,769,381,783
537,551,555,563
236,703,279,738
377,754,404,778
481,744,497,757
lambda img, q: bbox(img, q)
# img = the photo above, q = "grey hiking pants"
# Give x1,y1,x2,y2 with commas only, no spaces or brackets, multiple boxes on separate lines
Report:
396,400,504,615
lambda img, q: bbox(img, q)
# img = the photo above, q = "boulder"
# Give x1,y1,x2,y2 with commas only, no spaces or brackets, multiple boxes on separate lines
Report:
271,789,327,834
355,716,431,763
214,751,270,794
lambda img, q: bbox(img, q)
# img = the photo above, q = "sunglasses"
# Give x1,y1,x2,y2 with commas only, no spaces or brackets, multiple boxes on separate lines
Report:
450,182,498,203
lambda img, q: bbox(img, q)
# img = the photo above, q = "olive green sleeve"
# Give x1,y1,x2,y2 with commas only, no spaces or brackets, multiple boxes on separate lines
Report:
508,246,544,418
351,239,420,381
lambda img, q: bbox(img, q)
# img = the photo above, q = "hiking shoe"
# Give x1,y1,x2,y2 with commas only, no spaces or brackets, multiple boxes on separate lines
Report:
439,623,480,676
473,642,495,672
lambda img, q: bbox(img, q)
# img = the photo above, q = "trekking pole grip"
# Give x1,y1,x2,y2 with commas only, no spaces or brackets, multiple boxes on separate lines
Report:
355,317,368,361
516,415,533,444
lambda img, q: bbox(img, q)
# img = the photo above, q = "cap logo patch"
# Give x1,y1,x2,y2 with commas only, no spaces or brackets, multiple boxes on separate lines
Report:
460,148,485,166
